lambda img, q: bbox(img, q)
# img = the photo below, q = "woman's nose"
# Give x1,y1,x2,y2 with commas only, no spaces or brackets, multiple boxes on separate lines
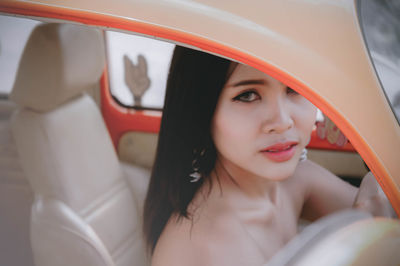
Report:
261,100,294,134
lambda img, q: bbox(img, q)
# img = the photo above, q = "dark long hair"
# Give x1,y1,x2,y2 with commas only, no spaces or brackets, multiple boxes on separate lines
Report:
143,46,232,253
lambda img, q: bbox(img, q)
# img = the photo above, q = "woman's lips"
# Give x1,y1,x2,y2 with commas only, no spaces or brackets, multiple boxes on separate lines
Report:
261,142,298,162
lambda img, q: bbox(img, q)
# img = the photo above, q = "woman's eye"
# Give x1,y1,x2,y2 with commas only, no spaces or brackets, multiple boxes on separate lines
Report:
233,90,261,102
286,87,299,95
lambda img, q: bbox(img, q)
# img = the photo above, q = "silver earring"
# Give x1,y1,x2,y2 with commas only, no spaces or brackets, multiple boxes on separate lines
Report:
300,148,308,162
189,148,205,182
189,167,202,183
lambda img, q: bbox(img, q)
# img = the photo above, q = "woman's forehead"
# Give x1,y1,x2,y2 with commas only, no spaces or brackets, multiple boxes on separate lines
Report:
226,64,283,87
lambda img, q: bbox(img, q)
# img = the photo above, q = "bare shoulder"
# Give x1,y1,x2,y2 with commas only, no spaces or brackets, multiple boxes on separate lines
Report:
294,159,356,193
283,160,321,200
293,159,331,181
292,159,358,220
151,211,265,266
289,159,343,192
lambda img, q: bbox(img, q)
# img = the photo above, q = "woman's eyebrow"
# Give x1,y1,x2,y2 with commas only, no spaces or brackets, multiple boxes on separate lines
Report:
231,79,267,87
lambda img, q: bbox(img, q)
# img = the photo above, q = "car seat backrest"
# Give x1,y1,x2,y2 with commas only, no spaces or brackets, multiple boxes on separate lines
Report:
10,23,105,112
11,23,148,266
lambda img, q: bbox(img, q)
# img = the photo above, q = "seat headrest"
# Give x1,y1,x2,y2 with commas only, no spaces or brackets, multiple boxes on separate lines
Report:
11,23,105,112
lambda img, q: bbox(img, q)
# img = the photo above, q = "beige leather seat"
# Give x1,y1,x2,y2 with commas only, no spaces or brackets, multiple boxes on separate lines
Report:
10,23,149,266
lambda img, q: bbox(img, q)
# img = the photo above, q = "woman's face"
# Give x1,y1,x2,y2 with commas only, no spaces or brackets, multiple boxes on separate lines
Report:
211,64,317,181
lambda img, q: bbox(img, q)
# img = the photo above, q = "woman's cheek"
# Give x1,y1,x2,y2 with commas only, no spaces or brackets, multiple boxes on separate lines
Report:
213,116,243,146
290,101,316,145
297,101,317,126
212,109,250,155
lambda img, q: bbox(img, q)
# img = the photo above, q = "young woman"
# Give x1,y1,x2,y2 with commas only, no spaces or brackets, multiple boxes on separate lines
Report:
143,46,393,266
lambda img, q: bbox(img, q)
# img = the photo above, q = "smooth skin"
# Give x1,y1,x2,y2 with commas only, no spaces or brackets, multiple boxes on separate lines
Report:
152,64,391,266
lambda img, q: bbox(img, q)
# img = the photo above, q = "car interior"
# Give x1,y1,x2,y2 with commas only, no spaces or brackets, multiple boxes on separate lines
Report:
0,11,399,266
1,21,152,266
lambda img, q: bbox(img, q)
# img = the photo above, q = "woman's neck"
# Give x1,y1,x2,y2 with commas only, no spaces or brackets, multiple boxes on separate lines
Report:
210,159,281,205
